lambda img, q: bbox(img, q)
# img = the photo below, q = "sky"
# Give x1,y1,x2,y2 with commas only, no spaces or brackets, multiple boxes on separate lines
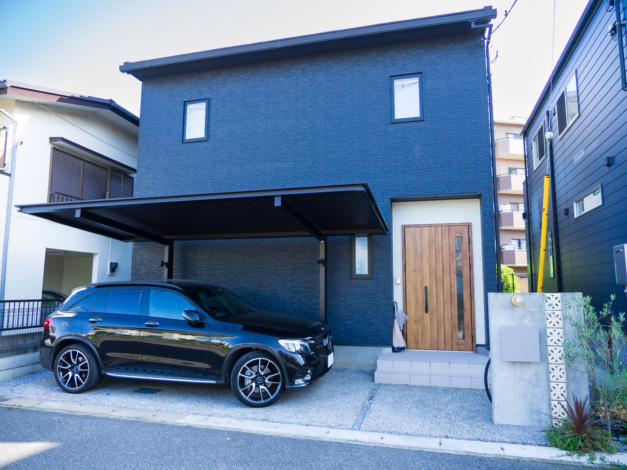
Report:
1,0,589,120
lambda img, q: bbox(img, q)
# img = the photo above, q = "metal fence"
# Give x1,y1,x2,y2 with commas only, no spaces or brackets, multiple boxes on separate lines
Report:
0,299,62,354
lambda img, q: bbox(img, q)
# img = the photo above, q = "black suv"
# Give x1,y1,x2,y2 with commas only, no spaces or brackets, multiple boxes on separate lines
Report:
40,280,334,407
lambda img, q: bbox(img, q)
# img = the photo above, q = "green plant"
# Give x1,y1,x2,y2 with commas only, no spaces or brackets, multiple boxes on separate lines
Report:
500,264,520,293
546,393,615,455
564,295,627,439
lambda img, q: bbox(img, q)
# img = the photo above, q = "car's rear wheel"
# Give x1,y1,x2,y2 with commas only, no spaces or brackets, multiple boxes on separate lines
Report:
231,352,285,407
54,344,101,393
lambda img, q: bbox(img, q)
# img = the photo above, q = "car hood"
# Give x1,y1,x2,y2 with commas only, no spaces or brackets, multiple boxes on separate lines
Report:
221,310,326,338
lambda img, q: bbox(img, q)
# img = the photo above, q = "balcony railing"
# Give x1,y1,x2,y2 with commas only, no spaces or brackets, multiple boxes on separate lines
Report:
495,137,524,159
500,246,528,266
499,210,525,229
49,192,82,203
497,174,525,193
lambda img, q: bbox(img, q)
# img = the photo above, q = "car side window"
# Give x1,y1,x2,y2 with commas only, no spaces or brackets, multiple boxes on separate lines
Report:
102,289,142,315
149,290,196,320
66,291,103,312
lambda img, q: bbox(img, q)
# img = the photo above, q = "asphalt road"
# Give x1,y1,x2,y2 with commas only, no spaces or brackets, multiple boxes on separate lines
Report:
0,407,587,469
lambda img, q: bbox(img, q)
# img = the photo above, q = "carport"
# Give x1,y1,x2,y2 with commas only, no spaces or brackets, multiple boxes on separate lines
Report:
18,184,388,323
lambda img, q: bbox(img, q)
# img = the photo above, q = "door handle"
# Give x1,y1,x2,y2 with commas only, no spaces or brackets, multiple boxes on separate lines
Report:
89,317,102,323
145,321,160,327
425,286,429,314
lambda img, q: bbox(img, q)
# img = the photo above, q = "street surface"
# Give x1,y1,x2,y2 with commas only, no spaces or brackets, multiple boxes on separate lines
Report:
0,407,589,469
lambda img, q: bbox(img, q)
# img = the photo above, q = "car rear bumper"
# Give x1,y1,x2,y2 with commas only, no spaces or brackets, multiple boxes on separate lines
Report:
39,344,53,371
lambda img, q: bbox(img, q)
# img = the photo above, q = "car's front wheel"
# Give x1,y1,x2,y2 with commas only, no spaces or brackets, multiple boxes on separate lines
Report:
54,344,101,393
231,352,285,407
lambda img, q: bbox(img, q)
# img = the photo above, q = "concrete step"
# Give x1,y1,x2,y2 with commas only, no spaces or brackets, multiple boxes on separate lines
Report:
374,350,488,389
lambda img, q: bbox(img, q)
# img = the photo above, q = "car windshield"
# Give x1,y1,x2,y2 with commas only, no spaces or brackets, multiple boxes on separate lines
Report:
182,285,255,318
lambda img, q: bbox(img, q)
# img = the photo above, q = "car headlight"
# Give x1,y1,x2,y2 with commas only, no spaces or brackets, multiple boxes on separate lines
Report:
279,339,312,355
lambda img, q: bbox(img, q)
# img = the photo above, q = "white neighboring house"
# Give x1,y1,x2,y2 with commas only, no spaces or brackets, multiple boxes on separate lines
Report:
0,80,138,301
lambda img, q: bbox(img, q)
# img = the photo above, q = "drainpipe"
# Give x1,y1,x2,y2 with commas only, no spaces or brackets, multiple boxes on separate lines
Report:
545,110,562,292
473,21,499,351
0,108,19,301
615,0,627,91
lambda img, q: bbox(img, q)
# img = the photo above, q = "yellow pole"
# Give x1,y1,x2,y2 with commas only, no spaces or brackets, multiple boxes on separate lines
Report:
537,175,551,292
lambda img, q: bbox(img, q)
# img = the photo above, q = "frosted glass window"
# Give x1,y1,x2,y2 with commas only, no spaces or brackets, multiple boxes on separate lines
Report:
574,186,602,217
391,74,422,122
184,99,209,142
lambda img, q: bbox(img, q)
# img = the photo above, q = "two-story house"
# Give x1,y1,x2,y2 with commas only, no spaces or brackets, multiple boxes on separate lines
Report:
0,81,138,302
19,7,498,374
523,0,627,314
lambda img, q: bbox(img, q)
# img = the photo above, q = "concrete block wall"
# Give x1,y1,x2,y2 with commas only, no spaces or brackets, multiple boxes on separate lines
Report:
488,293,588,427
0,352,44,382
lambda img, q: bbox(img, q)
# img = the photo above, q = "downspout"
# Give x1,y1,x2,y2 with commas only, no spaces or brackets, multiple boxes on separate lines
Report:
0,108,19,301
473,20,499,351
615,0,627,91
545,110,562,292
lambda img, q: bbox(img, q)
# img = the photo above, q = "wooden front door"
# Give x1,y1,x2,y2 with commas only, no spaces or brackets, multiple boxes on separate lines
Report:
403,224,474,351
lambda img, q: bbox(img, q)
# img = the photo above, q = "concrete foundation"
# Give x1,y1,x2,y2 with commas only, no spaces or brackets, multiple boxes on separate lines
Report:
0,352,44,382
333,345,390,370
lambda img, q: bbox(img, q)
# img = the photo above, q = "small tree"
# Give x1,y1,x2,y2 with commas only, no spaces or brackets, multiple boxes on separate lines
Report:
501,264,520,293
564,295,627,438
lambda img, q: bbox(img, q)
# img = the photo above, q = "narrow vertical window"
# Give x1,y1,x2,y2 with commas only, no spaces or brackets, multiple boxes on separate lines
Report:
391,74,423,122
557,71,579,136
352,234,372,279
455,236,464,340
0,126,7,169
532,125,545,170
183,99,209,142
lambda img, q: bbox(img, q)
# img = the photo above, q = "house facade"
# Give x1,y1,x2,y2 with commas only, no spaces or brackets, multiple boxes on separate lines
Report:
0,81,138,302
495,118,528,292
117,8,499,357
523,0,627,314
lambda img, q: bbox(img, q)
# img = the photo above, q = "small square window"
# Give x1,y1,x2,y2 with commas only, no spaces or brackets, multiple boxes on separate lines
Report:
183,99,209,142
352,234,372,280
391,74,423,123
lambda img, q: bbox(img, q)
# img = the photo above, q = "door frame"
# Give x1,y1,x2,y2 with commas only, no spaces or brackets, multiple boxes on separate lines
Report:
402,222,475,352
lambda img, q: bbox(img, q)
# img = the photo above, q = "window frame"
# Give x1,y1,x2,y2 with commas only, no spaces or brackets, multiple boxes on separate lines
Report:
390,73,424,123
0,126,7,169
557,71,579,138
531,125,546,170
573,185,602,218
183,99,210,143
351,234,372,280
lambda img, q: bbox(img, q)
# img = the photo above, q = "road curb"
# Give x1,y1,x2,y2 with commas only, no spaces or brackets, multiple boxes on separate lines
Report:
2,397,625,467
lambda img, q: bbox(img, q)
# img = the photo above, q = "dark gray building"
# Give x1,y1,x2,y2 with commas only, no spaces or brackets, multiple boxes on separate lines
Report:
523,0,627,314
21,8,499,365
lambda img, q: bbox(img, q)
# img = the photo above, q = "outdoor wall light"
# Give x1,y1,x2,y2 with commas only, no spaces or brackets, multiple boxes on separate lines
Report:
511,294,525,307
545,131,554,141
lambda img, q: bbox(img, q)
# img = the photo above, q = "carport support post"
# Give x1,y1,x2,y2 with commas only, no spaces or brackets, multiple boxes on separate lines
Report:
320,239,327,324
163,241,174,280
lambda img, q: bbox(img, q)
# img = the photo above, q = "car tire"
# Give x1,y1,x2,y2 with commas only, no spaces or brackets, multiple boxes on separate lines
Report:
54,344,101,393
230,351,285,407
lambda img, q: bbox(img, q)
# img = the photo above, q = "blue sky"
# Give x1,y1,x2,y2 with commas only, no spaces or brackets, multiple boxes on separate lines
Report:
1,0,588,119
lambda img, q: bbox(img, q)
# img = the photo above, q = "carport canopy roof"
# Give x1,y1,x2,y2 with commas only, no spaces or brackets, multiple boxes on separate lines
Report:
17,184,388,244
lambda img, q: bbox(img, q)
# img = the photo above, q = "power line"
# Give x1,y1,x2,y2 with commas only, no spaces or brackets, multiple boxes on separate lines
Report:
492,0,519,35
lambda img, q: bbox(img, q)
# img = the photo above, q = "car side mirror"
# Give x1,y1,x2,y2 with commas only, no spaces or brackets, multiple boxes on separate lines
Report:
183,310,202,324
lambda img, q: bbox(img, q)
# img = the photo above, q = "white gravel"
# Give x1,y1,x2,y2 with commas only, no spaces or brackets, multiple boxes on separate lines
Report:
0,369,548,446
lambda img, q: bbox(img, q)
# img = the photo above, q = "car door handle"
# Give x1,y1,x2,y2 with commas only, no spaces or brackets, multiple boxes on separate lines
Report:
89,317,102,323
145,321,160,327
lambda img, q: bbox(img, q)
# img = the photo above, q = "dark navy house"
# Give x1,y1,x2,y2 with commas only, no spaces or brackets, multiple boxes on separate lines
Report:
523,0,627,315
20,7,497,367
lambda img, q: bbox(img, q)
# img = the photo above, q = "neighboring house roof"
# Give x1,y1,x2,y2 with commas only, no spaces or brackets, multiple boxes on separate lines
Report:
0,80,139,130
120,7,497,81
522,0,599,134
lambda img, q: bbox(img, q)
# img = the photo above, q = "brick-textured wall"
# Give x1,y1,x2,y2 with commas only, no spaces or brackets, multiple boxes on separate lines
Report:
132,32,495,346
